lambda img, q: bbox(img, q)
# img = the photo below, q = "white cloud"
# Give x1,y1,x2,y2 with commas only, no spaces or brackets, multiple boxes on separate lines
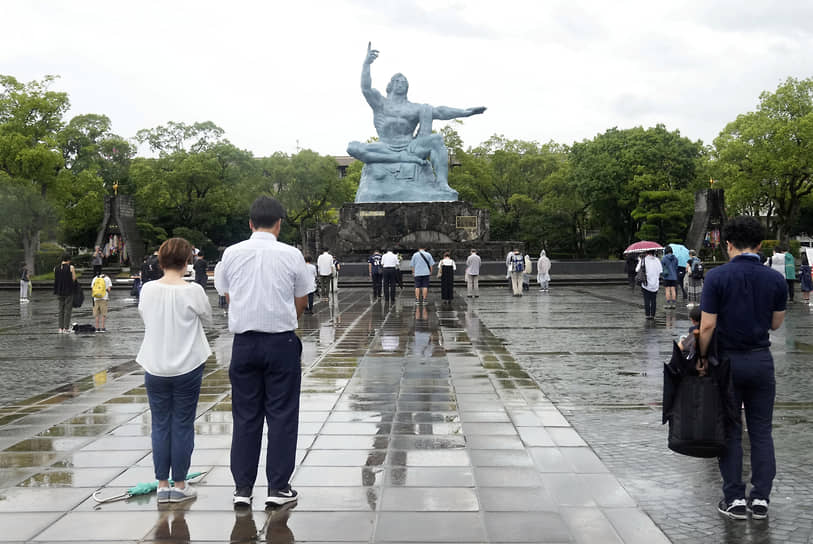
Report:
1,0,811,155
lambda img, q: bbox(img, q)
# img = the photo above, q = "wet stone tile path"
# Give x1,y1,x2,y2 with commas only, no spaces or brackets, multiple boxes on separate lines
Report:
0,286,809,542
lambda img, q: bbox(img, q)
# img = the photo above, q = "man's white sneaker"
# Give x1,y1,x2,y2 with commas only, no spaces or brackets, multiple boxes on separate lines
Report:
265,486,298,506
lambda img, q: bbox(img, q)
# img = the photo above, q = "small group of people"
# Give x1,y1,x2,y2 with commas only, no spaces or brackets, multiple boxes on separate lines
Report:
765,246,812,304
366,249,401,302
634,246,705,318
134,196,313,507
506,248,551,296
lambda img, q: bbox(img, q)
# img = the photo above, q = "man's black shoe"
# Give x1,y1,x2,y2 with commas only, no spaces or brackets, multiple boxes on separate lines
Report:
748,498,769,519
717,498,747,520
265,485,298,507
233,487,253,507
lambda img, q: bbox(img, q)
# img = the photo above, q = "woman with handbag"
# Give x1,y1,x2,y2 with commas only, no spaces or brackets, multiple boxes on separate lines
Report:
53,255,76,333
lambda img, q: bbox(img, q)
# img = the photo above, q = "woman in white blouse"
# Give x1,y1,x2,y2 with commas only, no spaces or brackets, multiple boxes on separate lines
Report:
137,238,212,503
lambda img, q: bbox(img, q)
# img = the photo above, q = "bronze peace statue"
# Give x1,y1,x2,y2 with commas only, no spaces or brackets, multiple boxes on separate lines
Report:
347,43,486,202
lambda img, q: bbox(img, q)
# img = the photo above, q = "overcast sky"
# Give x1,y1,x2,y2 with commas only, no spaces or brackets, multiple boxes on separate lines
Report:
2,0,812,157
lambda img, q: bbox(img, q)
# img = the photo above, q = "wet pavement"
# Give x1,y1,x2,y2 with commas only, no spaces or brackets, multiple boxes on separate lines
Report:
0,285,810,542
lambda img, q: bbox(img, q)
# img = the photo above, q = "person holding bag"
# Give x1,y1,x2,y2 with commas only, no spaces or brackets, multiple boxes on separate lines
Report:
698,217,786,520
53,254,76,333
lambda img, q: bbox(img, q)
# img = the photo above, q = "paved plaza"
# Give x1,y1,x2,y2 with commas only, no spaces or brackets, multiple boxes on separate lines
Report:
0,284,811,543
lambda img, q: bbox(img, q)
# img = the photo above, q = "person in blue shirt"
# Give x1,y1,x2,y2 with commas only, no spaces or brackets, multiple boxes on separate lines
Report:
410,247,435,305
661,246,679,309
699,216,786,521
367,250,383,298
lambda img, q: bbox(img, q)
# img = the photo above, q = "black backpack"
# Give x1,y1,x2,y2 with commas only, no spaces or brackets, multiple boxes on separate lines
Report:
691,260,704,279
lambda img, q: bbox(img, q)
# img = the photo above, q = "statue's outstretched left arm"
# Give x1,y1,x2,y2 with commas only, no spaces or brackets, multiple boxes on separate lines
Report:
433,105,487,120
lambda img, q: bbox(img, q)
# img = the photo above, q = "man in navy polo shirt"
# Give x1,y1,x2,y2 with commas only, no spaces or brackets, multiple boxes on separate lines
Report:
699,216,786,521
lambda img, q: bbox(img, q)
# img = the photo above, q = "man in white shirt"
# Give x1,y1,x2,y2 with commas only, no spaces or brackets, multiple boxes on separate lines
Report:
214,196,313,509
465,249,481,298
316,249,334,300
381,249,399,302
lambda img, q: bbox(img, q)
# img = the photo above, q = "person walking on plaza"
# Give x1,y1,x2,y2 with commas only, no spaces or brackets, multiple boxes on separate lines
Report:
636,250,662,319
20,263,30,303
675,248,689,301
537,250,551,292
686,249,704,307
767,247,786,284
137,237,212,504
368,249,383,298
53,255,76,333
505,250,513,291
522,252,533,291
215,196,313,508
661,246,679,309
624,252,637,290
91,272,113,332
410,246,434,305
193,252,208,288
508,248,525,296
316,249,334,300
142,250,163,284
698,216,786,520
92,246,103,277
304,256,317,313
381,249,399,302
799,251,812,304
465,249,481,298
332,257,341,295
784,248,796,302
438,251,456,305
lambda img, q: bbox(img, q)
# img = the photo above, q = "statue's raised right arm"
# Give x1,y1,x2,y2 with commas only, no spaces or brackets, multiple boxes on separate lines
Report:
361,42,383,109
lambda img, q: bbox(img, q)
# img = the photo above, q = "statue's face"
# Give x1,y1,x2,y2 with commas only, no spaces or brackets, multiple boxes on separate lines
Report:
387,74,409,96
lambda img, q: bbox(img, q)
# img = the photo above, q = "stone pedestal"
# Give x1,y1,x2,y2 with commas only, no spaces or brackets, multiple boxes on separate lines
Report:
311,201,519,261
355,163,458,203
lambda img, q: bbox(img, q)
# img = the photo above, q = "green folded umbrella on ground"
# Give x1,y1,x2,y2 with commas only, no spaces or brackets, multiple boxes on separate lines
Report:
92,471,206,503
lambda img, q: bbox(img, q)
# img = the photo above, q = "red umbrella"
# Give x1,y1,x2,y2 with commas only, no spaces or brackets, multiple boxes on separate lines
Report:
623,241,663,254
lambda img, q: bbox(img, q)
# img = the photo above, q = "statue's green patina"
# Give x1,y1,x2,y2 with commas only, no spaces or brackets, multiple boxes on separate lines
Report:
348,43,486,203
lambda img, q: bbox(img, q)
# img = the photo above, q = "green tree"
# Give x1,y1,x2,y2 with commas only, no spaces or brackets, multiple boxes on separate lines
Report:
714,77,813,244
569,124,703,253
447,131,578,254
131,122,257,249
57,113,136,246
0,75,69,273
254,150,356,244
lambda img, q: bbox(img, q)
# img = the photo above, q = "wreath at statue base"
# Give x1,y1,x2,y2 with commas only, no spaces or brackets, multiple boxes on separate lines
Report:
354,162,458,203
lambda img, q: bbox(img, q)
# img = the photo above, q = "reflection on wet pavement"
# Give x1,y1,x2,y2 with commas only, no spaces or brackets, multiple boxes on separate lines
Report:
5,286,808,542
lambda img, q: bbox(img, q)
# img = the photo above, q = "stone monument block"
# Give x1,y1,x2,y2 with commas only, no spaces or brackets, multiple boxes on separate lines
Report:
355,162,459,203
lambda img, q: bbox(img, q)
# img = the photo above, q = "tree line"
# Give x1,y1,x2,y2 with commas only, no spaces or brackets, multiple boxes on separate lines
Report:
1,74,811,276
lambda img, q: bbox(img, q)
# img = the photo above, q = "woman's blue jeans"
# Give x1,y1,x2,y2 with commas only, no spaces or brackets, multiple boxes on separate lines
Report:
145,364,204,482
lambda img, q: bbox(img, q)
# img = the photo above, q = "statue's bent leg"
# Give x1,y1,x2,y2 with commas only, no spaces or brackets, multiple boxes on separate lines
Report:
348,141,428,165
412,134,449,185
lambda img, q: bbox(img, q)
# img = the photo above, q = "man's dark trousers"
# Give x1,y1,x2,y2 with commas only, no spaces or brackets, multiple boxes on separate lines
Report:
229,331,302,492
382,268,397,300
718,349,776,502
371,271,383,297
677,266,687,298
